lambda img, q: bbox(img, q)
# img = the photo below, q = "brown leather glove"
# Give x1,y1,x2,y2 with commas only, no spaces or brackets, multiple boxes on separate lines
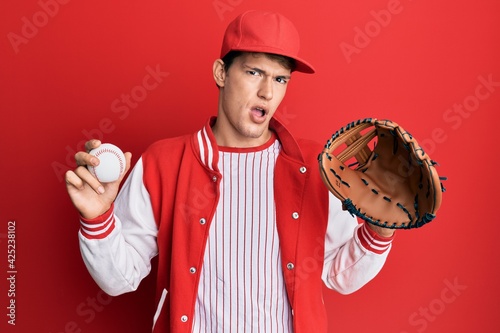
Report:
319,118,446,229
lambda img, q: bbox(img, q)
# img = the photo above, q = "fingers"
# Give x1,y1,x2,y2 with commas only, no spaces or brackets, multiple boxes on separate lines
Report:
75,152,99,167
68,140,131,194
123,152,133,175
85,139,101,152
75,140,102,167
65,169,85,190
66,166,105,194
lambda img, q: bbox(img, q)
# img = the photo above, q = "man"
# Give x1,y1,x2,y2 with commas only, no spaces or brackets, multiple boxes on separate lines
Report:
65,10,395,333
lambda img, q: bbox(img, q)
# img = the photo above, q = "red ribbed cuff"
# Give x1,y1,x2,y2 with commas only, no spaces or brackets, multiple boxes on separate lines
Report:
79,204,116,239
357,223,395,254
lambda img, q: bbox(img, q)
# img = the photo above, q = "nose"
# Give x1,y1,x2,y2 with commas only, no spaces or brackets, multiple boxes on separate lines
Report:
258,77,273,100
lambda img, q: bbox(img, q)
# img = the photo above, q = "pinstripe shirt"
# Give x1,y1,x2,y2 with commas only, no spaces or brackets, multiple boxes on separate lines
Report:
193,135,293,332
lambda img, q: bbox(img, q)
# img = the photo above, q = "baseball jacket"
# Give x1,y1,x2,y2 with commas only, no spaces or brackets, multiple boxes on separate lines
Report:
78,116,393,333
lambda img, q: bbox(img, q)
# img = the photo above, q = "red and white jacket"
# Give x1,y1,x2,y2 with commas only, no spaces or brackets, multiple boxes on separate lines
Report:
78,117,393,333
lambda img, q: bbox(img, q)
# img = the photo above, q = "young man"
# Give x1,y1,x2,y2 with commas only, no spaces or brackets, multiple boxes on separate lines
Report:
65,10,395,333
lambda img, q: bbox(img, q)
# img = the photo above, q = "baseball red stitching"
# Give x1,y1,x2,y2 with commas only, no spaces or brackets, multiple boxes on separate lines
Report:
92,147,125,182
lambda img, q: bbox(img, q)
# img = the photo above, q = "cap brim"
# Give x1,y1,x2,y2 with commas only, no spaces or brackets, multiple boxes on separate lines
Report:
228,46,315,74
293,58,315,74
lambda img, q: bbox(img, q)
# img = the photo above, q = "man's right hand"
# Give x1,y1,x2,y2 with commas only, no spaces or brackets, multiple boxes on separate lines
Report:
64,140,132,219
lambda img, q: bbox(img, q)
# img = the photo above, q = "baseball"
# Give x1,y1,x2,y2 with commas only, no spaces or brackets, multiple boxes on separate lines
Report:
87,143,126,183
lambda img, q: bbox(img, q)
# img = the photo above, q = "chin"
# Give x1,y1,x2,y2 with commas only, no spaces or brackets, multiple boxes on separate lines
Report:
243,124,266,137
245,130,270,144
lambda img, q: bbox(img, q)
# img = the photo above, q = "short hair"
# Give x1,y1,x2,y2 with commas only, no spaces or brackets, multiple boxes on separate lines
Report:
222,51,297,72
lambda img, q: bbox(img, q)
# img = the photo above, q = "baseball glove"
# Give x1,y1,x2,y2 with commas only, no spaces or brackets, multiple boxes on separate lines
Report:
318,118,446,229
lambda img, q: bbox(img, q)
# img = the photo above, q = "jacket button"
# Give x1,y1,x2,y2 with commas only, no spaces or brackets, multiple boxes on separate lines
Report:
189,267,196,274
287,263,294,270
212,175,217,182
299,166,307,173
199,218,206,225
181,315,188,322
292,212,299,219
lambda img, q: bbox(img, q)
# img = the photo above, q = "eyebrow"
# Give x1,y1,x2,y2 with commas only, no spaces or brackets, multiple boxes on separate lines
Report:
243,64,292,80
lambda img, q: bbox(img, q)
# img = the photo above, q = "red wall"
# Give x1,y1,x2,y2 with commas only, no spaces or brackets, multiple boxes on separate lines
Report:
1,0,499,332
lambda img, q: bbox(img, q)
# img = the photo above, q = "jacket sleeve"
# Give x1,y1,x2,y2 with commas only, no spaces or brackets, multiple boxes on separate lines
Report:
78,158,159,296
322,192,394,294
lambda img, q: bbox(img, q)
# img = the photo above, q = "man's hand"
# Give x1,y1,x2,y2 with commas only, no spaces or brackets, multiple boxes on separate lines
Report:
64,140,132,219
365,223,395,238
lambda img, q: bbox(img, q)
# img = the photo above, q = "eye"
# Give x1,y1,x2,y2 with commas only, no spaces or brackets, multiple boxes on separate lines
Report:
247,70,260,76
275,77,288,85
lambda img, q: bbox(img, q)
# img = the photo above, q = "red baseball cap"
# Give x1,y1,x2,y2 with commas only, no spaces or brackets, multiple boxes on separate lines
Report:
220,10,315,74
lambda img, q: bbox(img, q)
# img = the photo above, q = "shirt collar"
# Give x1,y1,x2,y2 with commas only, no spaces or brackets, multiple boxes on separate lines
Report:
192,116,305,171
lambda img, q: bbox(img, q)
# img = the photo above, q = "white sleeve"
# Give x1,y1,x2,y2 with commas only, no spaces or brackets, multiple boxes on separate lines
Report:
322,192,391,294
78,158,159,296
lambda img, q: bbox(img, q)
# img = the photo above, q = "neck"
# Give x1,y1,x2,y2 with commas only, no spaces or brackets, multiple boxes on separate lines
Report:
212,121,272,148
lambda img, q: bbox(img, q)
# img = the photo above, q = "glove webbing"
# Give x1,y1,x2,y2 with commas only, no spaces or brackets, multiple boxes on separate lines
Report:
338,127,376,165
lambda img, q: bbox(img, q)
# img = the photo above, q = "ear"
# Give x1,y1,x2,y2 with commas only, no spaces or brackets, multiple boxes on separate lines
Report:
213,59,226,88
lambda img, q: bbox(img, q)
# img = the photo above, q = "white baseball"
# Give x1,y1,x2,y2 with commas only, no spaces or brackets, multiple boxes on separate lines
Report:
87,143,126,183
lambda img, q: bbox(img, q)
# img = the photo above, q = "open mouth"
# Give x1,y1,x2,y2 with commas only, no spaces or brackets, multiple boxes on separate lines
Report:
256,107,265,116
252,106,267,117
249,105,269,124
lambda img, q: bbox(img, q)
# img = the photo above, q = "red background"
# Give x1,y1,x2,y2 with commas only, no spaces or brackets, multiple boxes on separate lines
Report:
1,0,499,332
